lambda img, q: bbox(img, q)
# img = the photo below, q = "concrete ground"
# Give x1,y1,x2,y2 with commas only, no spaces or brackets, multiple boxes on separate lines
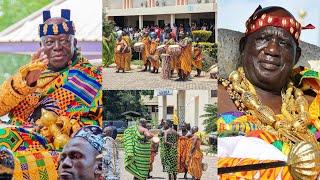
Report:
103,65,216,90
119,148,217,180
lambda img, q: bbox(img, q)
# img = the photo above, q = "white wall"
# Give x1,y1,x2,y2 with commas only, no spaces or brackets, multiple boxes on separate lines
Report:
157,90,215,131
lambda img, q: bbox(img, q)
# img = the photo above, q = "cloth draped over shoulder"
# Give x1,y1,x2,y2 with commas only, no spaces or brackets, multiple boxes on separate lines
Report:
124,125,151,180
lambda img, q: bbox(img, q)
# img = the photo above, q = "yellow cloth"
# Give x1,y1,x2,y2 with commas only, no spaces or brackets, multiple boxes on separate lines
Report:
180,44,192,74
187,138,203,179
193,52,203,70
173,111,179,126
178,136,189,173
114,39,128,70
13,150,59,180
123,36,132,71
150,40,160,69
141,37,150,65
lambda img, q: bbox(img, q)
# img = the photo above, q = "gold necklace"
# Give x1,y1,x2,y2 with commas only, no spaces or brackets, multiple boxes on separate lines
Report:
219,67,318,145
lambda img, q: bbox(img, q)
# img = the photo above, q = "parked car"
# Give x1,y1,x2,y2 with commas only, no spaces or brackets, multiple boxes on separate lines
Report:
103,120,128,134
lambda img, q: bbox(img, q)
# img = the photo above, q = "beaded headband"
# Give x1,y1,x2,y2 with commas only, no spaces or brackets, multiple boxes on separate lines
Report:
245,6,315,43
39,9,75,37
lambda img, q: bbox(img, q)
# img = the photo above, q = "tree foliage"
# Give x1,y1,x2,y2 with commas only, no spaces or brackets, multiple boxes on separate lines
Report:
201,103,218,133
103,90,154,121
102,20,116,67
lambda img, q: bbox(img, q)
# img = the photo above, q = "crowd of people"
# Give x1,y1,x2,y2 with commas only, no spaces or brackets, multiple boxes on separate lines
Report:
114,23,212,81
124,119,204,180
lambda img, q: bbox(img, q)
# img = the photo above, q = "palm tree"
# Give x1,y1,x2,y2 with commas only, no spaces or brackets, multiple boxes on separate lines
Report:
201,103,218,133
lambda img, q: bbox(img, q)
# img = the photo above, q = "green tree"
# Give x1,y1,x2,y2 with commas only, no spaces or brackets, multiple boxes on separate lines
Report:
102,19,116,67
201,103,218,133
103,90,154,121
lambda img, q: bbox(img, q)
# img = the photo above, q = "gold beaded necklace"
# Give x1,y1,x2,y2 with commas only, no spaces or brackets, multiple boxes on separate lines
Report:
219,67,318,145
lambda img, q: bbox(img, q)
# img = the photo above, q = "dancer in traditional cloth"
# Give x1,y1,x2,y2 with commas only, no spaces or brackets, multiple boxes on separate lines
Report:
114,34,128,73
177,122,190,178
178,37,193,81
162,120,179,180
123,32,132,71
149,32,160,73
164,33,178,75
217,5,320,179
192,47,204,77
0,9,102,179
101,127,120,180
59,126,105,180
141,32,151,71
124,119,153,180
146,123,159,178
186,126,203,180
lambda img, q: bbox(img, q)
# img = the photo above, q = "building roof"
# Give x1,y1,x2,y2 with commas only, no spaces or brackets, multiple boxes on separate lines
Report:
0,0,102,42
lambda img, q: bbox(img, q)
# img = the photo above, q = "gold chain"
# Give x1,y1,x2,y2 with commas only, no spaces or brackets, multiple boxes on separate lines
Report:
219,67,318,145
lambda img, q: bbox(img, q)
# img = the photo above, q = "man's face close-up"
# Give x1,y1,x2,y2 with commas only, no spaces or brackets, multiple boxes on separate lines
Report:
58,138,99,180
241,26,298,93
42,33,74,71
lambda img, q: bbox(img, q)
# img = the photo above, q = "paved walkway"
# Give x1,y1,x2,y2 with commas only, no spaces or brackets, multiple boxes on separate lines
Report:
119,149,217,180
103,66,216,90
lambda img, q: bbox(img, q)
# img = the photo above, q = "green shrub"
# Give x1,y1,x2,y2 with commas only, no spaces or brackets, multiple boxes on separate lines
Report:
192,30,212,42
193,42,217,72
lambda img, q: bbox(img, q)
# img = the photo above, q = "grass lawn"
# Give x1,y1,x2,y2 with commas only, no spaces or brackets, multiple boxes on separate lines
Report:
0,0,51,32
0,53,30,83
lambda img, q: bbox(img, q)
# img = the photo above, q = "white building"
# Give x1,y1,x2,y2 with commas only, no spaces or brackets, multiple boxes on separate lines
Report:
142,89,216,131
104,0,217,39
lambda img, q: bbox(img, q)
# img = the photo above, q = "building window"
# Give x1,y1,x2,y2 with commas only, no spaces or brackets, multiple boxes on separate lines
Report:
152,105,158,112
211,90,217,97
167,106,174,114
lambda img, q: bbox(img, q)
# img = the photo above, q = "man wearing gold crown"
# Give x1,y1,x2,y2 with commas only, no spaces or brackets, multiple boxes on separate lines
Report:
0,9,102,179
217,6,320,179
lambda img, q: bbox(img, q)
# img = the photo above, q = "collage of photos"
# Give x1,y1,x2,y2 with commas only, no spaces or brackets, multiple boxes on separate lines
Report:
0,0,319,180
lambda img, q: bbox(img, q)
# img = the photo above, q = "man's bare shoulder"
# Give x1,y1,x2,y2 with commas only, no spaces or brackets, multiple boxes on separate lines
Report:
218,83,238,114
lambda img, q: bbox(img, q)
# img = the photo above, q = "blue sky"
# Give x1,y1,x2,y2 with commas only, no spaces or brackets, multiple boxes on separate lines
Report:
218,0,320,46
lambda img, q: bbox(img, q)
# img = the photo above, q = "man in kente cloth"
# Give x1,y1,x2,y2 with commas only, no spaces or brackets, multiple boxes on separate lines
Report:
217,5,320,179
141,31,151,71
177,122,190,179
114,34,129,73
186,126,203,180
0,9,102,179
162,120,179,180
124,119,154,180
177,37,193,81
